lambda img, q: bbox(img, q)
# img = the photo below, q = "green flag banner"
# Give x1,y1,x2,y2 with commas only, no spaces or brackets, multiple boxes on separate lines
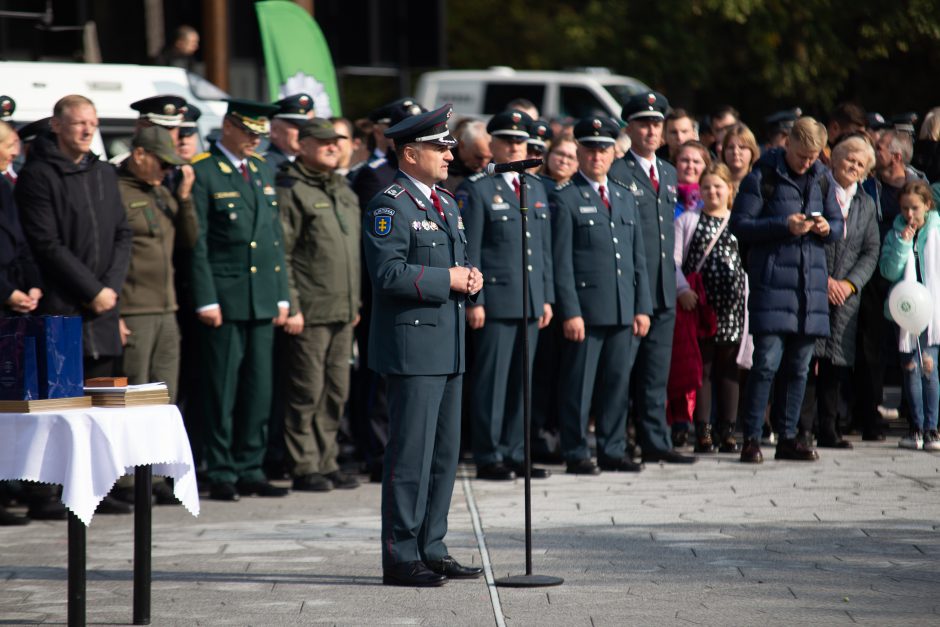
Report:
255,0,341,117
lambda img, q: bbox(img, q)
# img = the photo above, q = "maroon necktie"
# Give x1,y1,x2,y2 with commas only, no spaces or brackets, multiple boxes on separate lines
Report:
598,184,611,211
649,164,659,193
3,171,15,186
512,176,521,199
429,190,446,221
240,162,250,182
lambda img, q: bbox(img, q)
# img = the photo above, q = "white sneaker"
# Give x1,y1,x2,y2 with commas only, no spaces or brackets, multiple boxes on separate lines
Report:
923,430,940,451
878,405,900,420
899,430,924,450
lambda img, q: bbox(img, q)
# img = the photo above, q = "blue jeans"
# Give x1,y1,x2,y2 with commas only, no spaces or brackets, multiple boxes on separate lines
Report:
742,334,816,441
900,333,940,433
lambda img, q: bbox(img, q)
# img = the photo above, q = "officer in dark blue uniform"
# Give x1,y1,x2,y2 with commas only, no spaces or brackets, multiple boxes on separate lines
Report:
456,110,554,481
265,93,314,172
363,104,484,587
551,116,652,474
610,91,696,464
349,97,428,483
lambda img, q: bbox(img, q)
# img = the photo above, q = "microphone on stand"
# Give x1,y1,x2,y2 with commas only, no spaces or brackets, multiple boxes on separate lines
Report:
485,158,543,175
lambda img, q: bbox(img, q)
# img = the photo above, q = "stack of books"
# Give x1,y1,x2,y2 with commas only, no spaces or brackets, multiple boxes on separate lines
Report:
84,382,170,407
0,396,91,413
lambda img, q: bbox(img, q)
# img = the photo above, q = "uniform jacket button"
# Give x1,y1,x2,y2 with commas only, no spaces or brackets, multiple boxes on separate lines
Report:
250,266,257,273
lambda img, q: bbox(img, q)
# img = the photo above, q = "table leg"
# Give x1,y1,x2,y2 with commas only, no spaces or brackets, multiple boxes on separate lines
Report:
133,466,152,625
67,509,86,627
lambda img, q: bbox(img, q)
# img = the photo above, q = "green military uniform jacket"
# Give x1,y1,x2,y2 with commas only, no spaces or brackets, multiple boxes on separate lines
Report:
276,160,361,324
362,173,474,376
117,166,199,315
190,144,289,320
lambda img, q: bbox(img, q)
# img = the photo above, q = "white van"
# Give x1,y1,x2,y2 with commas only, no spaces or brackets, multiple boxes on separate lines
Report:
415,66,650,120
2,61,229,159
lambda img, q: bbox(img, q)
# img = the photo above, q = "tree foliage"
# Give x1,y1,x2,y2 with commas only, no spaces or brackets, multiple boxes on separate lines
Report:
447,0,940,124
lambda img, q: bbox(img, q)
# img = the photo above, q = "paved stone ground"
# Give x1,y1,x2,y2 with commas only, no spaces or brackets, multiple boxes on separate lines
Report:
1,437,939,626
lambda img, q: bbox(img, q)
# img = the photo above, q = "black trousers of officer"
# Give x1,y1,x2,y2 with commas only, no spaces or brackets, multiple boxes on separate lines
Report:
382,373,461,567
630,307,676,453
558,325,638,462
470,319,539,467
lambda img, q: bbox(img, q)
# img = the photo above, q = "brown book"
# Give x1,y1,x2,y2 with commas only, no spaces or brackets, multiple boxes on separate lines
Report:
84,377,128,387
0,396,93,413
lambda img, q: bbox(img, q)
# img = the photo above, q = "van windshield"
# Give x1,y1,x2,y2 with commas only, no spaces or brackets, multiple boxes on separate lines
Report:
603,83,645,105
188,72,229,101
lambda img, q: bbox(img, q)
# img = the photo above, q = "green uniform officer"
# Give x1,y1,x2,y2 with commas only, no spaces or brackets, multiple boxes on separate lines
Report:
190,99,290,502
362,104,484,587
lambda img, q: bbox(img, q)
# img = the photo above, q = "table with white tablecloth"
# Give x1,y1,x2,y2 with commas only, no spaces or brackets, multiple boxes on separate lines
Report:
0,404,200,626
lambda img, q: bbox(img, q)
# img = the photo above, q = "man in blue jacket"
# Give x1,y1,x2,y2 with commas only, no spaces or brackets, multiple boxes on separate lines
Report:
730,117,844,463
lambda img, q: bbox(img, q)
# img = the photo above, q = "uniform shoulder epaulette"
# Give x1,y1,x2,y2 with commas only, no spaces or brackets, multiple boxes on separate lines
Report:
435,185,456,199
191,151,211,164
467,172,486,183
249,151,266,162
554,180,572,192
383,183,405,198
369,157,388,169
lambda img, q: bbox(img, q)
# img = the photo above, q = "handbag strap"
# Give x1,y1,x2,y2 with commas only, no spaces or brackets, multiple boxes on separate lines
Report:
693,215,729,274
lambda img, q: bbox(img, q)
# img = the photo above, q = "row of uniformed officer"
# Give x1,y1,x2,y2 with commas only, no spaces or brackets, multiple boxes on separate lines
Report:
456,109,555,481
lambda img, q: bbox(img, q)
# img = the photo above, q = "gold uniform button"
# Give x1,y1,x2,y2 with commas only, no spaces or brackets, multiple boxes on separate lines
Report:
228,202,235,208
250,241,257,249
250,266,257,273
275,266,281,272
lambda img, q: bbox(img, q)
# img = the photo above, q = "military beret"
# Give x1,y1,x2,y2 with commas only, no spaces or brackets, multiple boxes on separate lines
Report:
131,95,187,127
178,104,201,138
225,98,279,136
298,117,345,141
370,98,425,125
573,116,619,147
890,112,918,134
384,103,456,147
527,118,553,150
273,93,314,123
487,110,532,140
0,96,15,121
622,91,669,122
765,107,801,134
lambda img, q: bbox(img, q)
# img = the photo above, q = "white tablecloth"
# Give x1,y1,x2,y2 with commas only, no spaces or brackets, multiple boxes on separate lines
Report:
0,405,200,525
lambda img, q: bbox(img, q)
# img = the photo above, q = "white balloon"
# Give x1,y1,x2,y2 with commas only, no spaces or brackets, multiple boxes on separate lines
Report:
888,280,934,336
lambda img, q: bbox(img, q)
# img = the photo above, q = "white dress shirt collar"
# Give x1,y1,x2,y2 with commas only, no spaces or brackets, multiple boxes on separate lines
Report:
630,150,657,185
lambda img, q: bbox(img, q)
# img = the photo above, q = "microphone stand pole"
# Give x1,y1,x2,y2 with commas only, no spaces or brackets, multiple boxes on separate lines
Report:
495,167,563,588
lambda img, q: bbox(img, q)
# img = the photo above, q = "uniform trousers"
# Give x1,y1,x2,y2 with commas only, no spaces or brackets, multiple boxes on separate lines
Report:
200,319,274,485
630,307,676,453
284,321,354,477
470,319,538,466
121,312,181,402
559,325,638,462
382,373,461,567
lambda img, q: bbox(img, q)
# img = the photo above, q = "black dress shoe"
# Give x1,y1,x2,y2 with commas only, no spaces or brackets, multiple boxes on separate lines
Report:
598,457,644,472
643,449,696,464
740,438,763,464
817,438,853,449
292,473,333,492
507,462,551,479
236,479,289,497
862,431,886,442
426,555,483,579
565,459,601,475
209,482,240,501
96,495,132,514
153,481,181,505
383,560,447,587
476,463,516,481
369,462,384,483
325,471,360,489
775,437,819,461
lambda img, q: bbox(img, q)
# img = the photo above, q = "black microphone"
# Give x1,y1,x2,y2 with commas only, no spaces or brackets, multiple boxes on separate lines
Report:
485,158,543,175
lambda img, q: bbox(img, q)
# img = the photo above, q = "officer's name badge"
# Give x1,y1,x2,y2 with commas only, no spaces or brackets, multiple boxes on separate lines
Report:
373,208,395,236
218,162,233,174
263,185,276,196
412,220,439,231
213,191,240,199
579,206,598,214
